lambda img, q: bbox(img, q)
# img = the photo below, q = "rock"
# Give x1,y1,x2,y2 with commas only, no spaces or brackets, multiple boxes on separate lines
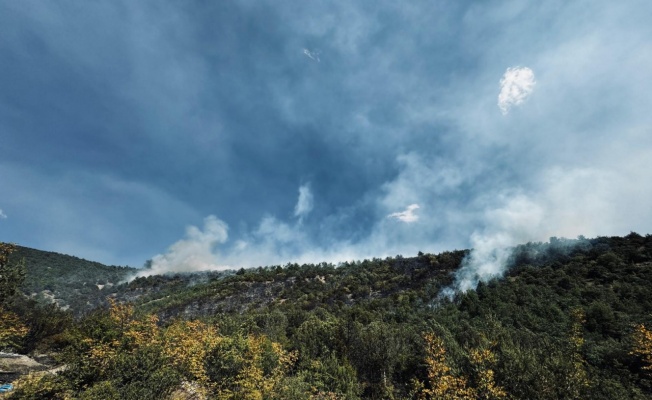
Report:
0,352,49,383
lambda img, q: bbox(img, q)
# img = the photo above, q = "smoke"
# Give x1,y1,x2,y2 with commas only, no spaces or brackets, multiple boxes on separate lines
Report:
134,185,323,278
136,159,648,289
498,66,536,115
443,195,544,296
442,164,640,297
133,215,229,278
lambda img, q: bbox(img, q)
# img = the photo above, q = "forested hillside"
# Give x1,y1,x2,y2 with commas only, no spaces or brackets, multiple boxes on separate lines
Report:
8,246,230,316
8,246,135,313
3,233,652,399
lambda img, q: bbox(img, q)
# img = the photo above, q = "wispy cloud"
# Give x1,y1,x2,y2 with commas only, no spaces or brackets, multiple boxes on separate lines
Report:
294,184,314,219
498,66,536,115
0,209,6,219
302,48,320,62
387,204,420,223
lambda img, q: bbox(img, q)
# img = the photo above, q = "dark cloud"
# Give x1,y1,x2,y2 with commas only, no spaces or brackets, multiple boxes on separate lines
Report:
1,1,651,269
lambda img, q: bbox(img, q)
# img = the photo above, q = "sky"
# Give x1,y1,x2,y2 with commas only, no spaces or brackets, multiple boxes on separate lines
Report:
1,1,652,273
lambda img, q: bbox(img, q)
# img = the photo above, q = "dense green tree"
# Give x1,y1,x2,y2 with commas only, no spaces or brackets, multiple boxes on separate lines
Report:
0,243,25,305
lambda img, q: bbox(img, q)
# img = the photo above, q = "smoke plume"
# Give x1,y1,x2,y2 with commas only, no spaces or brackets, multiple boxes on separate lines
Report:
442,195,544,296
133,215,228,278
442,162,647,297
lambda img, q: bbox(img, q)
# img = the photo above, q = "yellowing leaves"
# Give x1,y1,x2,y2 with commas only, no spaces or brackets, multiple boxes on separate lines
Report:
205,333,296,399
632,323,652,371
163,319,221,385
564,308,589,399
469,348,506,400
413,333,507,400
0,307,29,349
73,300,296,399
416,333,475,400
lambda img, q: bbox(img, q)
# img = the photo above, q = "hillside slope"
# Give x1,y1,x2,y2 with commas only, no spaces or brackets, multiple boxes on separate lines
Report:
9,246,136,313
122,233,652,398
5,234,652,399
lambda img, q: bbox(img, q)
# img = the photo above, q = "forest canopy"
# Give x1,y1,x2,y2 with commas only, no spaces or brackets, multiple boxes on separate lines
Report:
2,234,652,399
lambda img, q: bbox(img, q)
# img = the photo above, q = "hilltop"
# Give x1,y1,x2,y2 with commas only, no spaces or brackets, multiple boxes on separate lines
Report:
8,246,230,316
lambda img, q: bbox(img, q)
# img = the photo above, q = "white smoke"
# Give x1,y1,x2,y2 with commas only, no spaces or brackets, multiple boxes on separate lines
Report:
444,195,544,295
387,204,420,223
134,215,229,278
498,66,536,115
443,165,637,297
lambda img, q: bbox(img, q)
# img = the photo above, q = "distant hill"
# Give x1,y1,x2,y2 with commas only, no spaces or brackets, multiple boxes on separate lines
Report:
8,245,231,316
131,250,465,320
131,234,652,326
9,246,137,314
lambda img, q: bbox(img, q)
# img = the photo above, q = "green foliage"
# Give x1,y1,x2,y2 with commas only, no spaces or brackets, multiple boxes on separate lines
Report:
0,243,29,350
0,243,26,305
9,373,72,400
7,233,652,399
9,245,136,315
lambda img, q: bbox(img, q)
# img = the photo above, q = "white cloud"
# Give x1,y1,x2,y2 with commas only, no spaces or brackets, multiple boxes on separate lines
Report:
0,209,6,219
498,66,536,115
387,204,420,223
294,184,314,219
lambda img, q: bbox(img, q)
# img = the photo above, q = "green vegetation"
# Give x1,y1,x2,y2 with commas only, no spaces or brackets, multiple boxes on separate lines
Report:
8,246,136,315
0,243,29,350
3,233,652,398
0,244,26,305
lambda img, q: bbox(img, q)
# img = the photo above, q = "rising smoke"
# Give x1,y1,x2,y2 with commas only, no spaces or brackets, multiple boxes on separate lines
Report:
441,194,544,297
132,215,229,278
441,163,641,297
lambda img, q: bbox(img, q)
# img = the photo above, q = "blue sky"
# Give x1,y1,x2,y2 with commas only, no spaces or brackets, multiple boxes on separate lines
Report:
1,1,652,271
